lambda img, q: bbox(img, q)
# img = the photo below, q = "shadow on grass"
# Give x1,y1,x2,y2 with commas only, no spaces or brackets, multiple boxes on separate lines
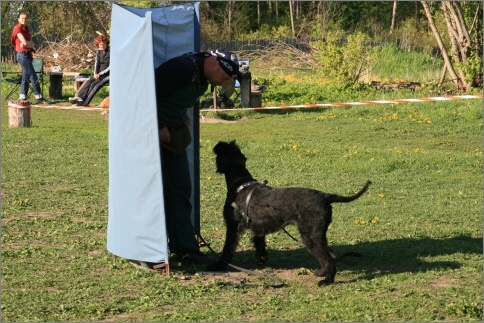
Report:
222,235,482,281
200,107,331,121
202,106,330,120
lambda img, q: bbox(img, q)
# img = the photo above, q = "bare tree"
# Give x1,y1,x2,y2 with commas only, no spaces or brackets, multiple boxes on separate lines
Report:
316,1,340,41
421,1,482,91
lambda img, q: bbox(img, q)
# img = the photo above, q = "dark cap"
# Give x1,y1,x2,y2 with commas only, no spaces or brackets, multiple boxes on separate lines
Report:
211,49,239,76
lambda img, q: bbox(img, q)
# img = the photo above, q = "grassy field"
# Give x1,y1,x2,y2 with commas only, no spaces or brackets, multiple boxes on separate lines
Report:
1,91,482,321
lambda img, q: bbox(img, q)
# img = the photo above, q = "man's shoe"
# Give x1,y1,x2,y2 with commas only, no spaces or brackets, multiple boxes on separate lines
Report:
177,251,214,265
128,259,168,273
36,98,49,105
69,97,82,104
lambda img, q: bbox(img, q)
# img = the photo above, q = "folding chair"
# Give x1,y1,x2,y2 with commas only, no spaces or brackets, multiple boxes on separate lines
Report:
3,57,44,100
31,57,44,96
3,72,22,100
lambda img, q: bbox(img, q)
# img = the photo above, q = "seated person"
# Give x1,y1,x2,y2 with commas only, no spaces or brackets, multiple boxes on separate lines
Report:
69,34,110,106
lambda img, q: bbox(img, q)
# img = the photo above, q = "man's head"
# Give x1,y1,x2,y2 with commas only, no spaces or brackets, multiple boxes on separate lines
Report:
211,49,239,77
204,49,239,86
18,12,28,25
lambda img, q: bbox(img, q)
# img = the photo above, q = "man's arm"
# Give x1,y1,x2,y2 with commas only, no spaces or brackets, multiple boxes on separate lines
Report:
16,32,34,50
155,56,196,135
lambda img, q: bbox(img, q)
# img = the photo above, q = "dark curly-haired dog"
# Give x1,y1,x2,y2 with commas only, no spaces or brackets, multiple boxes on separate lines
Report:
207,140,371,284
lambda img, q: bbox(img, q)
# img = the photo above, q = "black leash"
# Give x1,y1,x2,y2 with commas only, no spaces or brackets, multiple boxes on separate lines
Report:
197,234,286,288
282,227,300,243
282,227,363,260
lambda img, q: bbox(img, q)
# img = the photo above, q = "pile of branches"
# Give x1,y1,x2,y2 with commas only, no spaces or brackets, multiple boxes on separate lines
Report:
237,39,317,72
35,36,96,73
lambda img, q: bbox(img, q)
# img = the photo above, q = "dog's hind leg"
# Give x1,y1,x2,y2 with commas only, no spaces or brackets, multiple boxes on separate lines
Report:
297,215,337,284
253,235,268,266
313,245,337,284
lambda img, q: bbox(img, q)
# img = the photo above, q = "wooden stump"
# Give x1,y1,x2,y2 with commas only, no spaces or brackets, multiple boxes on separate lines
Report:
8,101,32,128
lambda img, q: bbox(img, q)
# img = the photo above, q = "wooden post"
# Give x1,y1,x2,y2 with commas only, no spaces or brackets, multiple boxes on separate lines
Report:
239,70,251,108
250,92,262,108
8,101,32,128
212,87,218,110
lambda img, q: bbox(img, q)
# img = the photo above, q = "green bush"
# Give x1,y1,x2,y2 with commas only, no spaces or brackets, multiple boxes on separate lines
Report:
312,31,377,88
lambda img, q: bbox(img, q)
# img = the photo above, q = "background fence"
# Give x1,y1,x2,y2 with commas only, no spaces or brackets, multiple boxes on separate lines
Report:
2,37,441,66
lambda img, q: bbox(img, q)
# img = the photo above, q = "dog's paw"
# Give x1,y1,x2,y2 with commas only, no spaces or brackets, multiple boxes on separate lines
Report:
314,268,325,277
255,250,269,267
256,255,268,267
256,254,268,267
314,268,335,285
206,261,228,272
317,278,334,286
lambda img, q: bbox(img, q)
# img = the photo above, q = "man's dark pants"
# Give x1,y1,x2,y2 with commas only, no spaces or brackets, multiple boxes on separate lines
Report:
160,147,199,254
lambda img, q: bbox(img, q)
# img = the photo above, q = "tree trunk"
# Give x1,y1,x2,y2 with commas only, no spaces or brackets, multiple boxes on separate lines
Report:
289,0,295,37
438,65,447,87
318,1,327,40
441,1,472,91
390,1,397,34
421,1,463,90
227,0,233,40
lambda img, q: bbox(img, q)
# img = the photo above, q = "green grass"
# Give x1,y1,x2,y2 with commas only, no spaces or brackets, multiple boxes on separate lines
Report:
2,44,482,321
2,95,482,321
372,44,442,83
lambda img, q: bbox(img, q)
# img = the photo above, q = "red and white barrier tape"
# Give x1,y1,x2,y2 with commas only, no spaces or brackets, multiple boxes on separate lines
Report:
27,93,482,113
200,94,483,113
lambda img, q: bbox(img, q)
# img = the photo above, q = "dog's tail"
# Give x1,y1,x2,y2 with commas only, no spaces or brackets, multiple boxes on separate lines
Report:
327,181,371,203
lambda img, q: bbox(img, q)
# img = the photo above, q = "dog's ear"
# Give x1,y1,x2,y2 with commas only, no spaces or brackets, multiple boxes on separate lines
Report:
213,140,238,155
227,141,247,166
213,141,229,155
214,140,247,173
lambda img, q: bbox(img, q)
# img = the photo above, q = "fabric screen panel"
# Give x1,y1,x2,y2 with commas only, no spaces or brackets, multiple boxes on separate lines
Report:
107,3,201,264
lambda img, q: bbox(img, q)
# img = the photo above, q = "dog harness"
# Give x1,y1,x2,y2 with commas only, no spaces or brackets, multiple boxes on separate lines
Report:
231,180,267,224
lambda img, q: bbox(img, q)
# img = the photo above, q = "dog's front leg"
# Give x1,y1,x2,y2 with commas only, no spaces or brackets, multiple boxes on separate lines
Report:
207,207,241,271
253,235,268,266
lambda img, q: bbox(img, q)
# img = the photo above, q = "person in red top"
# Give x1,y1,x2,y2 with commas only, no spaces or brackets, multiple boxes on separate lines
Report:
10,12,48,104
